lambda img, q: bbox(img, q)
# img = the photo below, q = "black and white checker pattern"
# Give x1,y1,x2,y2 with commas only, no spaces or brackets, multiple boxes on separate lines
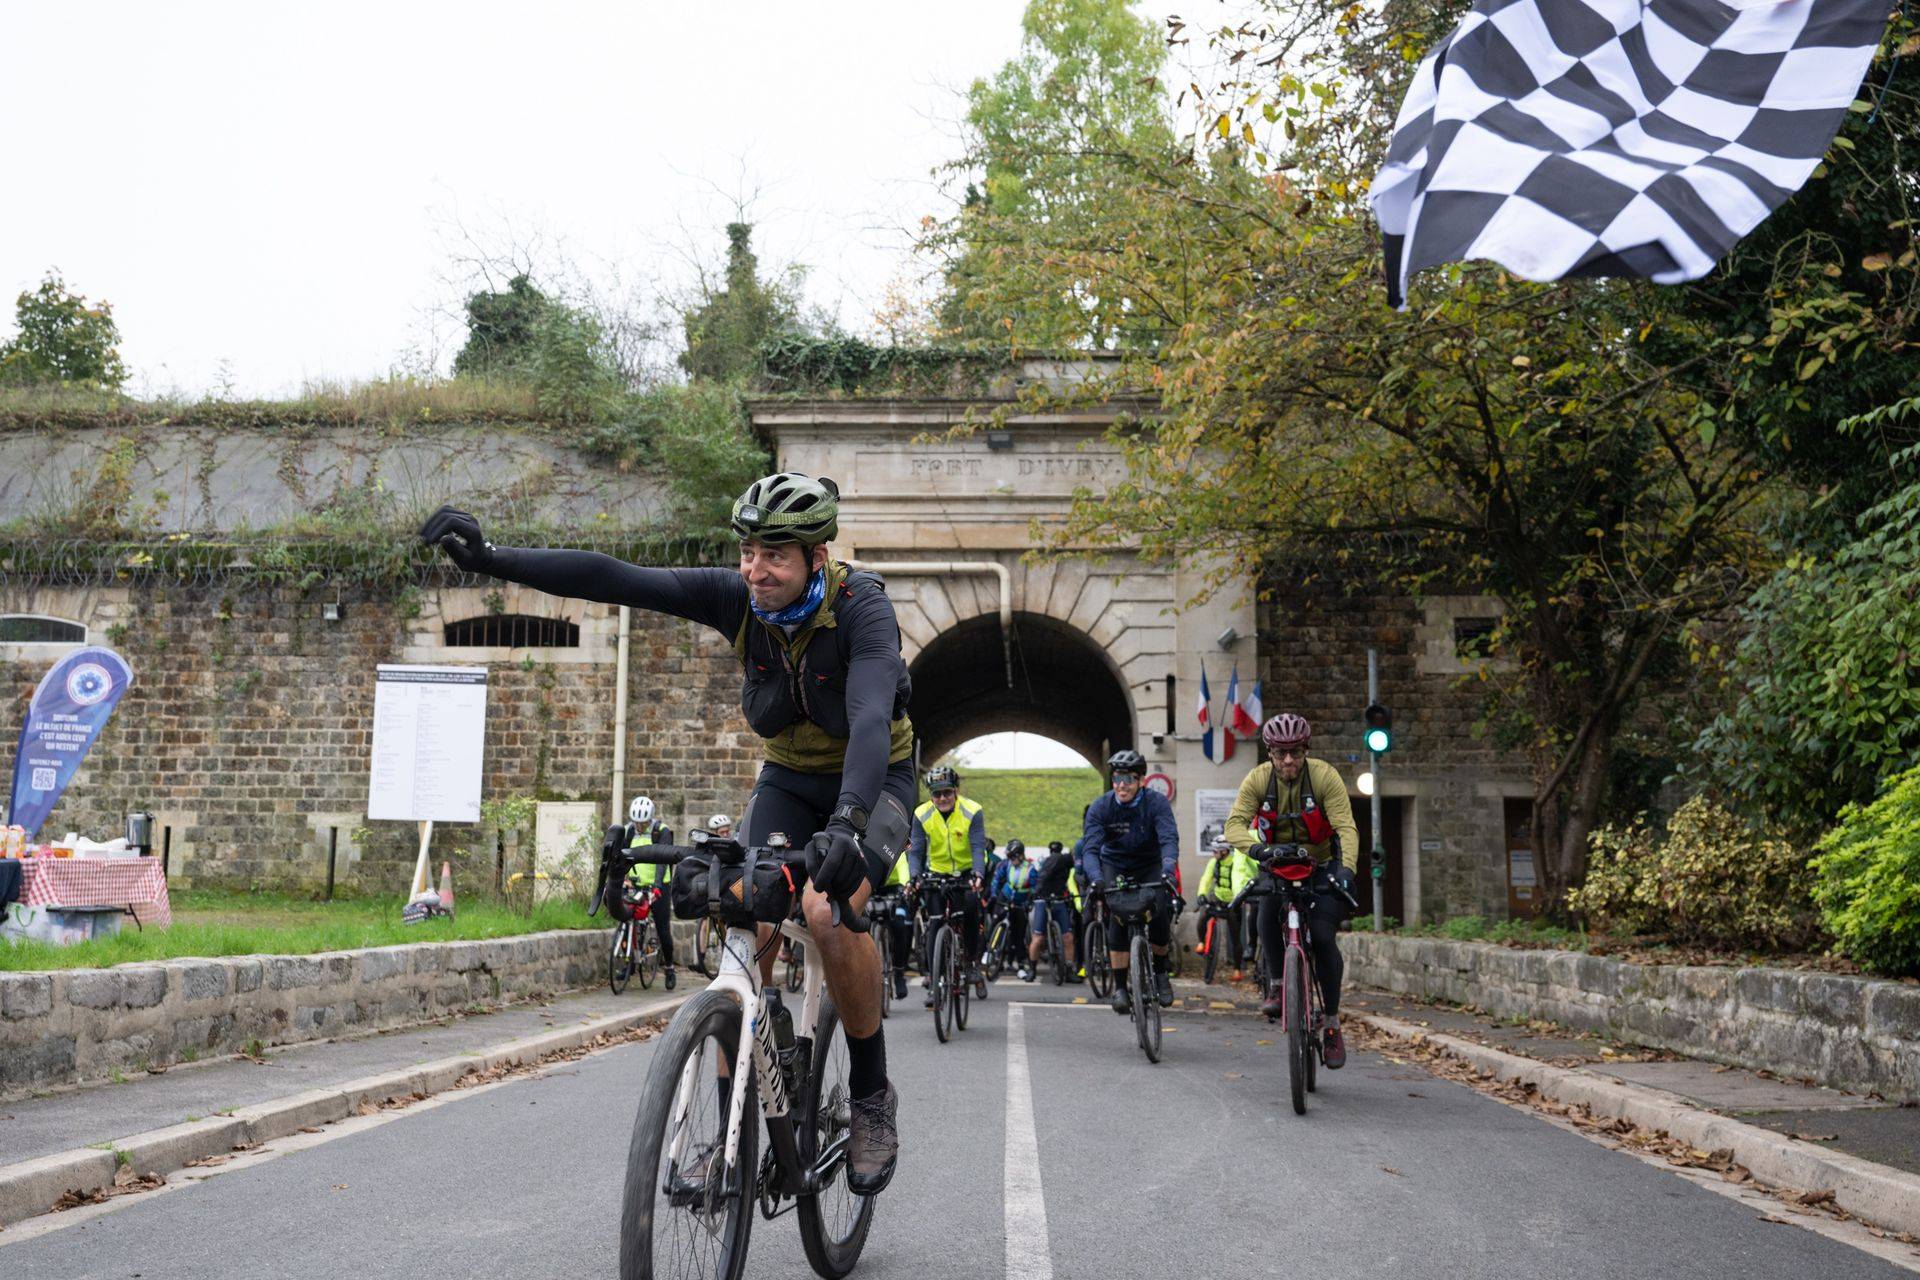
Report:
1369,0,1892,307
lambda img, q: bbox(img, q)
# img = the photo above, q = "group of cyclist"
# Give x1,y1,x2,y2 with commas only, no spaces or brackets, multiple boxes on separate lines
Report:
422,466,1365,1205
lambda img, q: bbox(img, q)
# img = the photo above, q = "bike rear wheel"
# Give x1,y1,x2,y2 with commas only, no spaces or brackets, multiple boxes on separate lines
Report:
1284,945,1309,1116
1201,916,1220,986
874,926,892,1021
930,927,953,1043
619,988,757,1280
610,923,633,995
1047,918,1065,986
796,996,875,1278
1083,920,1112,998
785,943,805,993
696,918,723,978
638,925,660,990
1130,932,1162,1063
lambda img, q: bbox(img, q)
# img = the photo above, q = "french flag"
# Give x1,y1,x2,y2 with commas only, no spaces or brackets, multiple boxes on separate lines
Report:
1221,666,1237,762
1197,663,1214,762
1230,667,1263,737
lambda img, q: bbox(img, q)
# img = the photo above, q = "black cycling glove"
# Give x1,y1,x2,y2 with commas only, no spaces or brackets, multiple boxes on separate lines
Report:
806,821,867,900
419,505,496,572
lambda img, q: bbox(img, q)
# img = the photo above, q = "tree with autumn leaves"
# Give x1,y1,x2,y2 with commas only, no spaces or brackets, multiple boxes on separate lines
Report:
922,0,1920,913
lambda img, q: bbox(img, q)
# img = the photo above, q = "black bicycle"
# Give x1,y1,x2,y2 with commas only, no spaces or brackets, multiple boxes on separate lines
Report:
915,873,974,1043
1105,875,1172,1064
865,889,905,1021
1031,895,1072,986
1080,883,1113,999
980,899,1028,981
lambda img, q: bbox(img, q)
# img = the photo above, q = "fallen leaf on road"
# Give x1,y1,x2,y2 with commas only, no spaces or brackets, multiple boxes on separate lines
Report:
1788,1132,1837,1142
1224,1072,1244,1080
1758,1214,1794,1225
298,1126,323,1134
1407,1091,1426,1098
1712,1064,1735,1073
183,1154,230,1168
332,1183,349,1190
1788,1189,1836,1207
1255,1039,1272,1046
1381,1166,1404,1177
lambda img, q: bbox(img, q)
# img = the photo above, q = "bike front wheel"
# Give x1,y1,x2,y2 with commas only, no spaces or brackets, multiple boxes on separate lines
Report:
874,926,892,1021
952,928,972,1030
1284,945,1309,1116
1047,919,1065,986
1083,921,1112,998
619,988,757,1280
1130,932,1161,1063
930,927,953,1044
1201,915,1220,986
610,923,633,995
796,996,876,1278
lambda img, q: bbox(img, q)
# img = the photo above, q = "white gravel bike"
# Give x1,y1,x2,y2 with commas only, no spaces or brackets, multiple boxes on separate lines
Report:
618,834,875,1280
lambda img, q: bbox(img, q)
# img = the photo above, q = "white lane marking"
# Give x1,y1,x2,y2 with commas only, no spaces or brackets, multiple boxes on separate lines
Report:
1004,1003,1054,1280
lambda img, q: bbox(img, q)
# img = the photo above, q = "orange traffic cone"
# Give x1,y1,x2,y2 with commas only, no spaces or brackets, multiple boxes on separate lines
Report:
437,861,455,917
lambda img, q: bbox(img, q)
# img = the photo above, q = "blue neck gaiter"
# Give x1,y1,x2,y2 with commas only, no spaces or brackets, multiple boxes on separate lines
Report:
753,567,827,627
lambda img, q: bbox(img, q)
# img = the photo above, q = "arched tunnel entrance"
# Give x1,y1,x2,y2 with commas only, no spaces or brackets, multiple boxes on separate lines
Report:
907,612,1135,771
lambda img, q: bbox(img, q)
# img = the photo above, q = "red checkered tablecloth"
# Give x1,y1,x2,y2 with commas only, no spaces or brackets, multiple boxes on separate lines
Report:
18,857,172,927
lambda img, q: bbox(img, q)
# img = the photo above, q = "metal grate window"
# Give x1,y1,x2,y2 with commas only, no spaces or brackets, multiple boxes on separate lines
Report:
443,614,580,649
1453,616,1499,657
0,615,85,643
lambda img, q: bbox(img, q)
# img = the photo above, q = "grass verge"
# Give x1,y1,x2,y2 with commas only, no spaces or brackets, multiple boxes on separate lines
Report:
0,890,602,971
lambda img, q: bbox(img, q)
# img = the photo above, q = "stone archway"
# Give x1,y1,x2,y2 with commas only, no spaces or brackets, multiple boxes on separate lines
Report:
907,611,1133,769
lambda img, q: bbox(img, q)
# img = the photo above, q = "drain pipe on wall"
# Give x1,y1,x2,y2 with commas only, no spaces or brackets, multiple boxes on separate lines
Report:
845,560,1013,688
610,604,631,821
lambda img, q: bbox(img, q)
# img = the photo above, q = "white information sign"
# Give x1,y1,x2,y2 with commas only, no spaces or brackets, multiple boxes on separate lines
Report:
368,665,488,823
1194,788,1238,851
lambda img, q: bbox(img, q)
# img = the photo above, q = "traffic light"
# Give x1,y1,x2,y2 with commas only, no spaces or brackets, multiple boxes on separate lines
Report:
1363,703,1393,754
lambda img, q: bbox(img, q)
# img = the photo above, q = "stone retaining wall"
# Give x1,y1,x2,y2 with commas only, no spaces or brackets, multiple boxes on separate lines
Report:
0,928,614,1097
1344,932,1920,1103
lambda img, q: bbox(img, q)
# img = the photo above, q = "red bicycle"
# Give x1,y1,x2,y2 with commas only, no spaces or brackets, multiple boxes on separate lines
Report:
1235,844,1344,1115
608,881,663,994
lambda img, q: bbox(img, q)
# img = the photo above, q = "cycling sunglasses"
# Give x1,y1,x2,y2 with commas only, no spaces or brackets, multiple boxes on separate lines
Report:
931,787,957,799
1111,771,1141,785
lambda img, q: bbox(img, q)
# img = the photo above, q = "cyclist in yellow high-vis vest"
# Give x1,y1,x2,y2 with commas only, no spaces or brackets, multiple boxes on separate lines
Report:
907,765,990,1007
622,796,677,990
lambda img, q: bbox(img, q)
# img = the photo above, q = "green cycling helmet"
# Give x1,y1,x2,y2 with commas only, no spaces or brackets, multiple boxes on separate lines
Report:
731,473,839,546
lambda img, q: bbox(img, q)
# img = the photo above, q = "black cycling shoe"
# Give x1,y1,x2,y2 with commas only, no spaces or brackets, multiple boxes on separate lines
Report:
663,966,677,991
1153,970,1174,1008
1110,984,1132,1015
893,972,909,1001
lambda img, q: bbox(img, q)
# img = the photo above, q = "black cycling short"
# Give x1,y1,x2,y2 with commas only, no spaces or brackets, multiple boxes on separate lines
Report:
738,759,915,893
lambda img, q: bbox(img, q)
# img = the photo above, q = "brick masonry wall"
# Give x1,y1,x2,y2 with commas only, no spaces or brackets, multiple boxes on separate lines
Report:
0,929,615,1095
1345,933,1920,1104
1257,577,1534,920
0,579,762,892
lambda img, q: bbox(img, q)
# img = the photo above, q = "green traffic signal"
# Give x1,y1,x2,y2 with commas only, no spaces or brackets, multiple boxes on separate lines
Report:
1364,702,1393,754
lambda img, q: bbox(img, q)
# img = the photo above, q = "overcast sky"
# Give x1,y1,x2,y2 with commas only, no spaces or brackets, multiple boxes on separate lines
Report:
0,0,1179,398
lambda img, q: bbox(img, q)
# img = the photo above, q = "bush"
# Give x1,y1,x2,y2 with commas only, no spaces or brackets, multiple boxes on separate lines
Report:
1812,764,1920,978
1572,795,1820,951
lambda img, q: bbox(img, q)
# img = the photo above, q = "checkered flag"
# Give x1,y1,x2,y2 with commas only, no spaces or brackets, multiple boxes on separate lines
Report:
1370,0,1893,308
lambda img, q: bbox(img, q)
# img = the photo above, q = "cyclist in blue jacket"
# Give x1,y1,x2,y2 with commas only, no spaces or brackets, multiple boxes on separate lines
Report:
1081,749,1180,1014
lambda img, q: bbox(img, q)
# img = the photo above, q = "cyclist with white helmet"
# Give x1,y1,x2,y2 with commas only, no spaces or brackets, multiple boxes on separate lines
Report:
622,796,678,990
1225,712,1360,1068
706,813,733,838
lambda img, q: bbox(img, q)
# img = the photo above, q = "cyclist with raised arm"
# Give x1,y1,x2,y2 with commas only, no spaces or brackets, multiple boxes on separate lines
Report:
907,764,989,1007
421,471,911,1194
1082,748,1180,1014
622,795,679,991
1225,713,1360,1069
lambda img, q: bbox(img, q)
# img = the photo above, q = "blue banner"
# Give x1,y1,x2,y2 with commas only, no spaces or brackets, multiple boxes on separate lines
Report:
8,646,134,839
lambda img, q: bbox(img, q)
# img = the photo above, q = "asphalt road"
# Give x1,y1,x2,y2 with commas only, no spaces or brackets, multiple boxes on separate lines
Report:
3,981,1909,1280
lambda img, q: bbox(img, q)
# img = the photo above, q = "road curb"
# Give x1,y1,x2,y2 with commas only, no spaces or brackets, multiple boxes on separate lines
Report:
1362,1013,1920,1239
0,991,693,1228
